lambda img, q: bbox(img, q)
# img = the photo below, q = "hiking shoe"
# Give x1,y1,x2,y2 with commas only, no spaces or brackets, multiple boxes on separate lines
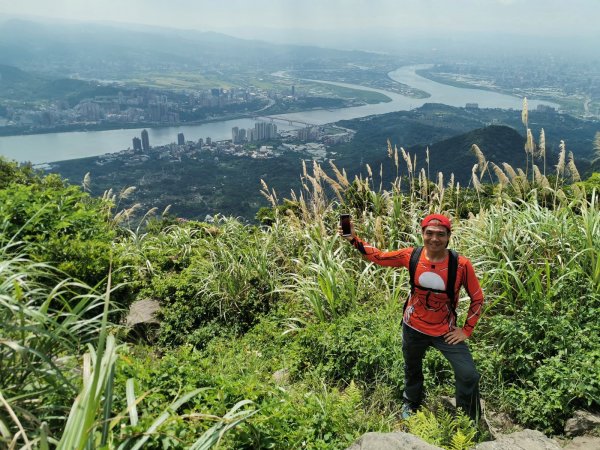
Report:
401,402,416,420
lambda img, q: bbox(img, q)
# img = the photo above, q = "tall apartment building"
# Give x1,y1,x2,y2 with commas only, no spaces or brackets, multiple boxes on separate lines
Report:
177,132,185,145
132,136,142,152
141,129,150,151
254,122,277,141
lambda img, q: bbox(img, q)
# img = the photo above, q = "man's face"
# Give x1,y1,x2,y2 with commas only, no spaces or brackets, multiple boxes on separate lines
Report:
422,224,450,252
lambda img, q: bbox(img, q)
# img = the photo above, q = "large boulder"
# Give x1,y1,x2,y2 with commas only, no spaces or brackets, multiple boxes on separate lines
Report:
345,432,443,450
125,299,161,342
564,410,600,437
562,436,600,450
474,429,561,450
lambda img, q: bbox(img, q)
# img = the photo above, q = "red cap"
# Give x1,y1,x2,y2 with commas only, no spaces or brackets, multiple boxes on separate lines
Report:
421,214,452,232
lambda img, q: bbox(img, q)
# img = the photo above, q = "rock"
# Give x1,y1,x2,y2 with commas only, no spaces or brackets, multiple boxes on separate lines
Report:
439,395,456,410
126,299,161,326
562,436,600,450
474,429,561,450
345,432,443,450
484,410,520,439
564,410,600,437
272,368,290,385
125,299,161,343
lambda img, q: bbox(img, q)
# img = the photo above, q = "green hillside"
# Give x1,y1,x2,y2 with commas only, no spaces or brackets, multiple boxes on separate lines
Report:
1,134,599,448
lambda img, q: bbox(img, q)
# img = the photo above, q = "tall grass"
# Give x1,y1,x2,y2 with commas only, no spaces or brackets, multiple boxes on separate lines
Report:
1,227,257,447
0,241,108,446
256,119,599,434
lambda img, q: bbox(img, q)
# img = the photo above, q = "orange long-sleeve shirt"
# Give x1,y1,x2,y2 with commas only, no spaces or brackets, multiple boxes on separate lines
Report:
352,236,484,337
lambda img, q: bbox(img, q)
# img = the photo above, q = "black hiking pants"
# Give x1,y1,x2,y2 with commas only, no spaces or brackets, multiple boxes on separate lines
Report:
402,322,481,422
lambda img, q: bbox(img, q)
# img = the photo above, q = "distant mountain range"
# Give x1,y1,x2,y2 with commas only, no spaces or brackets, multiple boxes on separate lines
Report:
0,64,120,104
0,18,388,79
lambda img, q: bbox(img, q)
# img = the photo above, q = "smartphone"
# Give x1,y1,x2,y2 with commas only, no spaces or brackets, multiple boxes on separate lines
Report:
340,214,352,236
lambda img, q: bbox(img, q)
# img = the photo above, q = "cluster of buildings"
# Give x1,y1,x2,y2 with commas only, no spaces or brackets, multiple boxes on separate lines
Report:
231,122,278,144
1,86,270,129
89,118,355,169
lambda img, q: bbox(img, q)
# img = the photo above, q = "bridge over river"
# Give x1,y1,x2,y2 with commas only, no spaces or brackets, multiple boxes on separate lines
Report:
254,115,317,128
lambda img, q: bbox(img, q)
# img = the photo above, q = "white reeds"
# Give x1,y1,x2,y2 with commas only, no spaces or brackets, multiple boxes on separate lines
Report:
502,163,518,182
567,152,581,182
471,164,482,193
593,131,600,164
418,168,427,198
329,160,350,188
471,144,486,167
82,172,91,192
401,147,413,175
521,97,528,129
533,165,550,189
119,186,137,200
539,128,547,176
556,140,566,177
260,179,278,208
491,163,510,188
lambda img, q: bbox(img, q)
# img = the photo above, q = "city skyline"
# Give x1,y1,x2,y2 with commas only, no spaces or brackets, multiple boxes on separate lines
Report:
1,0,599,53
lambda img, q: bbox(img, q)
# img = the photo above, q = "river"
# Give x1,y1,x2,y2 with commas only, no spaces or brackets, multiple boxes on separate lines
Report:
0,65,557,165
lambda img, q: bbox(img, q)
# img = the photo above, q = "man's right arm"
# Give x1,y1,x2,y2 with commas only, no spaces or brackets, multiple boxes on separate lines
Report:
348,235,411,268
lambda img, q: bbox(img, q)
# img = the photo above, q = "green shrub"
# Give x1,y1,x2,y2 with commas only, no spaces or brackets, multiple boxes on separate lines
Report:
0,170,115,286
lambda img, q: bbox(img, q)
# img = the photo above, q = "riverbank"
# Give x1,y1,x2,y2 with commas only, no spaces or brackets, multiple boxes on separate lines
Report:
0,65,568,164
414,67,591,118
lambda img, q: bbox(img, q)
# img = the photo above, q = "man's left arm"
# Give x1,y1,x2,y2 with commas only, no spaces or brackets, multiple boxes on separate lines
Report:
444,259,484,344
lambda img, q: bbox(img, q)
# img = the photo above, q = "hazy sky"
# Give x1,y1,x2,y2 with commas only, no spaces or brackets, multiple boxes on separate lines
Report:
2,0,599,48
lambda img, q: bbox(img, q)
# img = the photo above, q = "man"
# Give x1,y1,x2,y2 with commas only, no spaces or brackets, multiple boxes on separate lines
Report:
340,213,484,421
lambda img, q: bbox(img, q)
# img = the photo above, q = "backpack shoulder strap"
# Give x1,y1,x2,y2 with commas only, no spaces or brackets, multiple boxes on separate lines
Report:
446,249,459,302
409,246,423,294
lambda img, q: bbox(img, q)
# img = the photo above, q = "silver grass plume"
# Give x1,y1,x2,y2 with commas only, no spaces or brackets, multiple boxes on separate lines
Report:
502,163,518,181
593,131,600,163
102,188,113,201
319,168,344,203
119,186,137,200
521,97,528,128
329,160,350,188
471,144,486,167
145,207,158,217
572,183,583,200
538,129,546,159
533,165,550,188
401,147,412,174
260,179,278,207
491,163,509,187
161,205,172,216
567,152,581,182
516,168,530,191
471,164,482,192
387,139,393,158
556,140,566,176
448,173,455,190
394,146,399,169
82,172,91,192
312,160,322,182
419,168,427,197
366,163,373,178
525,128,535,156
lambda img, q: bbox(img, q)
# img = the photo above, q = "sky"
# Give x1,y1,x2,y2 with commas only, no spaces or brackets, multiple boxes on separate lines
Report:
1,0,599,50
